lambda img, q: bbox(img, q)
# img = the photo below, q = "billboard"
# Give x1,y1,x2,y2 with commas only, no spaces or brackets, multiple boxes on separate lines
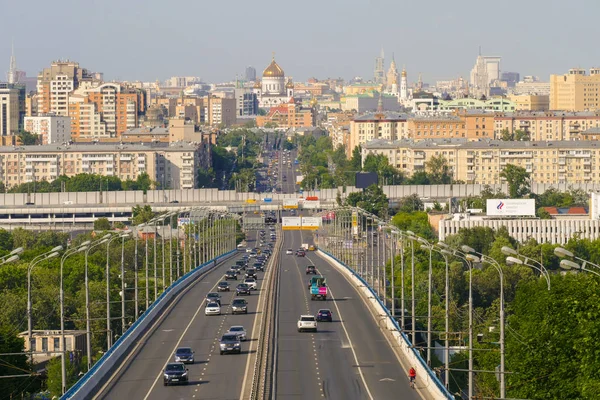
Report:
352,211,358,236
356,172,378,189
486,199,536,217
302,200,320,209
301,217,321,230
282,217,302,230
283,198,299,209
296,175,304,185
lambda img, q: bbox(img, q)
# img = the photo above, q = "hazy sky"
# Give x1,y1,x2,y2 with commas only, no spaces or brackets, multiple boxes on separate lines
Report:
1,0,599,84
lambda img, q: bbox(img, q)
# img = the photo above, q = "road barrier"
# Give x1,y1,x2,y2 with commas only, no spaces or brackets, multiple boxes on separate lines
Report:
61,250,237,400
318,249,455,400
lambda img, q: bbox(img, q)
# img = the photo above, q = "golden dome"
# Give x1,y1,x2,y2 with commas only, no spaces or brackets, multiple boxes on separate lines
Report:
402,67,407,78
263,56,284,78
253,80,261,88
286,78,294,88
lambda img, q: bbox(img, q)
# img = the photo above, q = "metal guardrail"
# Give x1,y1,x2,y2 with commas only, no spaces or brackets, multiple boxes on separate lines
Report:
318,249,455,400
249,227,283,400
61,249,236,399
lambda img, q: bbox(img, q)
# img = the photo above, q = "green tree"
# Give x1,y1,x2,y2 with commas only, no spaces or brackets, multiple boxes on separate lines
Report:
350,145,362,171
131,205,155,225
344,184,389,218
500,164,530,198
0,326,32,396
425,154,452,184
46,354,83,396
536,207,552,219
94,217,112,231
406,170,431,185
394,193,423,213
18,130,39,145
391,211,435,239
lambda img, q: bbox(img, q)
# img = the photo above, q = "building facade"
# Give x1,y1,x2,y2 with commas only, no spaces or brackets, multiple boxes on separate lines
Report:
0,143,205,189
550,68,600,111
253,56,294,108
494,111,600,141
0,84,21,142
24,114,72,144
256,98,314,129
362,138,600,185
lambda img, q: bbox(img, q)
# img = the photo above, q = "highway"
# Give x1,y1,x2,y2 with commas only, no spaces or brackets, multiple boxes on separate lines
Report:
276,229,420,400
94,231,271,400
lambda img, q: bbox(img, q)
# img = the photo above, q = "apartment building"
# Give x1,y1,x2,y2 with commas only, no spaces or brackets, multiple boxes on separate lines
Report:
508,94,550,111
24,114,71,144
0,143,206,189
256,98,314,129
550,68,600,111
362,138,600,185
206,96,236,126
0,84,21,143
494,111,600,141
349,112,410,157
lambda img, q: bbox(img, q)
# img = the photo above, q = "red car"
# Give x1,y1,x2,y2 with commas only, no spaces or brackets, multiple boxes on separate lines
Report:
296,250,305,257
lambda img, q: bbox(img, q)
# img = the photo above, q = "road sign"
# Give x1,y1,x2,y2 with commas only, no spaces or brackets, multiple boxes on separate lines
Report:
263,198,272,203
246,199,257,204
283,198,299,209
282,217,302,230
300,217,321,230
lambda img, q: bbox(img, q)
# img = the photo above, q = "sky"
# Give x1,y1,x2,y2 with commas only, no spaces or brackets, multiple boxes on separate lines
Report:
1,0,599,85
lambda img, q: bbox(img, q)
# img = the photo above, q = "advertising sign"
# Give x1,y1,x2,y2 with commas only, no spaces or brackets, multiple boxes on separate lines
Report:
283,198,299,209
486,199,535,217
302,200,321,209
352,211,358,236
301,217,321,230
282,217,302,230
177,217,193,227
296,175,304,185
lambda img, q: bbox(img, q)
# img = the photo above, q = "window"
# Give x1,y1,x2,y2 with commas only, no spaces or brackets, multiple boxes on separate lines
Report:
54,337,60,350
42,337,48,352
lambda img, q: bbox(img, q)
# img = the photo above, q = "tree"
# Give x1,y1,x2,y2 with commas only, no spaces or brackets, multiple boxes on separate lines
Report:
500,128,529,141
536,207,552,219
344,184,389,218
425,154,452,184
391,211,434,239
394,193,423,213
406,170,430,185
0,326,33,396
18,130,39,145
500,164,530,198
46,355,83,396
350,145,362,171
94,217,111,231
131,205,155,225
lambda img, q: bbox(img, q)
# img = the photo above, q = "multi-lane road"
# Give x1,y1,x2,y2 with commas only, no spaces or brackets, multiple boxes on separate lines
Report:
276,230,418,400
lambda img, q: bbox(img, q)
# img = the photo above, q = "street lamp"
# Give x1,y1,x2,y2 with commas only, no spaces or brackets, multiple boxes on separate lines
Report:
59,241,90,395
0,254,20,265
419,240,434,367
462,245,506,400
555,246,600,277
105,232,126,349
119,231,132,337
0,246,24,263
559,258,600,277
505,256,551,290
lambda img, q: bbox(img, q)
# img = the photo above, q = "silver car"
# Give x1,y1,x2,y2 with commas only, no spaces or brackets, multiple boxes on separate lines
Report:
227,325,247,341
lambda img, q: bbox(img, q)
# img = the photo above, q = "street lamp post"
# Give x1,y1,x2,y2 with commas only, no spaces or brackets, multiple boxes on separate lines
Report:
435,245,451,389
554,246,600,277
60,241,90,395
120,231,132,335
418,238,434,367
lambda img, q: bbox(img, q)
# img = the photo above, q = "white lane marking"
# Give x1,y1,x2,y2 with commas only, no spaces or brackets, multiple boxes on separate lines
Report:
162,329,174,332
306,254,375,400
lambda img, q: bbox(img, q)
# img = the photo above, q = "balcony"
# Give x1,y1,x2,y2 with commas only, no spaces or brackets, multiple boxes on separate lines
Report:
499,152,533,159
414,152,425,159
481,154,493,159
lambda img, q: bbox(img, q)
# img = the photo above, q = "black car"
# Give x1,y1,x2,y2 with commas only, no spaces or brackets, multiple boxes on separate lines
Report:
217,281,230,291
225,270,237,280
163,362,189,386
316,309,333,322
206,292,221,306
174,347,194,364
296,250,306,257
219,333,242,355
253,262,264,272
306,265,317,275
231,298,248,314
236,260,247,269
236,283,251,295
245,269,257,279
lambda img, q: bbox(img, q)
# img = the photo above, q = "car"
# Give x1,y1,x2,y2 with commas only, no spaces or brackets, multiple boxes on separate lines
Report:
169,200,179,204
174,347,195,364
25,202,35,206
254,262,265,272
217,281,230,292
231,298,248,314
245,268,257,279
225,270,237,280
236,260,247,269
163,362,189,386
244,278,257,290
227,325,247,341
286,249,293,255
205,302,221,316
219,333,242,355
296,250,306,257
306,265,317,274
231,265,242,275
206,292,221,305
246,248,252,253
316,309,333,322
236,283,251,295
249,252,257,258
308,245,316,251
297,315,318,332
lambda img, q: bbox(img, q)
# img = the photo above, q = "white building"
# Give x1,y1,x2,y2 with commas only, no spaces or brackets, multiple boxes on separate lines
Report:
253,56,294,108
24,115,72,144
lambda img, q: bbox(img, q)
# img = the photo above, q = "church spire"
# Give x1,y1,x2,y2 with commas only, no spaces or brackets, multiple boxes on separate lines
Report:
7,40,17,84
377,90,384,112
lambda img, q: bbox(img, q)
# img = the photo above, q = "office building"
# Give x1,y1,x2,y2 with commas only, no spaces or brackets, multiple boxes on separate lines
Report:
245,66,257,82
0,83,21,143
0,142,206,189
24,114,71,144
508,94,550,111
550,68,600,111
501,72,520,87
256,97,314,129
206,96,236,126
374,48,385,85
234,88,259,116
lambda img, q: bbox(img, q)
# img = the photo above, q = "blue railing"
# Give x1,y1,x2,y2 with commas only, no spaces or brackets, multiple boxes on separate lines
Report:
62,249,235,399
319,249,455,400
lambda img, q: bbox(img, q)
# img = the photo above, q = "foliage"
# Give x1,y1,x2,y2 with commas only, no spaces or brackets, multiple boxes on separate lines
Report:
425,154,452,184
350,145,362,171
131,205,155,225
8,173,155,193
344,184,389,218
393,193,423,213
462,185,507,212
500,164,530,198
94,218,112,231
391,211,435,239
0,326,32,396
46,353,84,396
500,128,530,141
362,154,405,185
18,130,39,145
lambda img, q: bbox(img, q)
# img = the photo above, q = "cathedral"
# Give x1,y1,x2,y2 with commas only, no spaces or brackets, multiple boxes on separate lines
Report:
253,55,294,108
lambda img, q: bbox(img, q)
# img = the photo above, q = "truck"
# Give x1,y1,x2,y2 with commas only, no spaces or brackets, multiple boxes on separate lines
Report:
301,243,309,250
309,275,327,301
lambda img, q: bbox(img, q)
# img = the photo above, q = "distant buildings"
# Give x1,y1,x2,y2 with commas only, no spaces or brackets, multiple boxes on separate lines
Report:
374,49,385,85
0,83,22,143
253,56,294,108
245,66,257,82
550,68,600,111
256,97,315,129
470,54,502,98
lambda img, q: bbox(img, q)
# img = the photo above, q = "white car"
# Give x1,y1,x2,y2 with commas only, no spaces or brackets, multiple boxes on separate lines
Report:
205,302,221,316
297,315,317,332
286,249,293,255
246,248,252,253
244,278,257,290
227,325,247,341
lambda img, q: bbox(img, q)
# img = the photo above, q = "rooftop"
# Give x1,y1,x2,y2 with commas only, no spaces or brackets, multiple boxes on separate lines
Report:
1,142,199,153
363,138,600,150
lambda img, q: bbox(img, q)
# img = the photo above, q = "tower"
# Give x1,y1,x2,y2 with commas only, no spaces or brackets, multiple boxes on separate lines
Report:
377,90,384,112
417,73,423,91
374,48,385,85
400,66,408,100
386,53,399,92
286,78,294,98
7,41,17,84
390,76,398,98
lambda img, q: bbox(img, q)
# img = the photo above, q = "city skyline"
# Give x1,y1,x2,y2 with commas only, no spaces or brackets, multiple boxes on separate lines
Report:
1,0,599,84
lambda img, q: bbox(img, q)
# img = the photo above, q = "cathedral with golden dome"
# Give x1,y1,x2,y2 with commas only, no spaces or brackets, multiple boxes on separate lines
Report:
253,55,294,108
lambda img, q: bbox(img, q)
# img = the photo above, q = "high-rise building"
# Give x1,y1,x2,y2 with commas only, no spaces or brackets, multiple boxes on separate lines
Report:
386,54,399,92
205,96,236,126
400,67,408,101
550,68,600,111
234,88,258,116
374,48,385,85
24,114,72,144
7,42,17,84
245,66,257,82
470,54,501,97
501,72,520,88
0,83,20,142
36,60,97,116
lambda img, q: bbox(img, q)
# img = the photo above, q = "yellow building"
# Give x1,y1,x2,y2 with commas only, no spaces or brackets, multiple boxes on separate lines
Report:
362,138,600,185
349,112,409,158
508,94,550,111
494,111,600,141
550,68,600,111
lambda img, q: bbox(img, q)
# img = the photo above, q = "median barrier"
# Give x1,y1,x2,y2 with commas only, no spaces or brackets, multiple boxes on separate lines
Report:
62,249,236,399
317,249,455,400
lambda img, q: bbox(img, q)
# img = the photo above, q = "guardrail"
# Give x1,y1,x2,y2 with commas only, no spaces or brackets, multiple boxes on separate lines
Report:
248,227,283,399
317,249,455,400
61,249,237,400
